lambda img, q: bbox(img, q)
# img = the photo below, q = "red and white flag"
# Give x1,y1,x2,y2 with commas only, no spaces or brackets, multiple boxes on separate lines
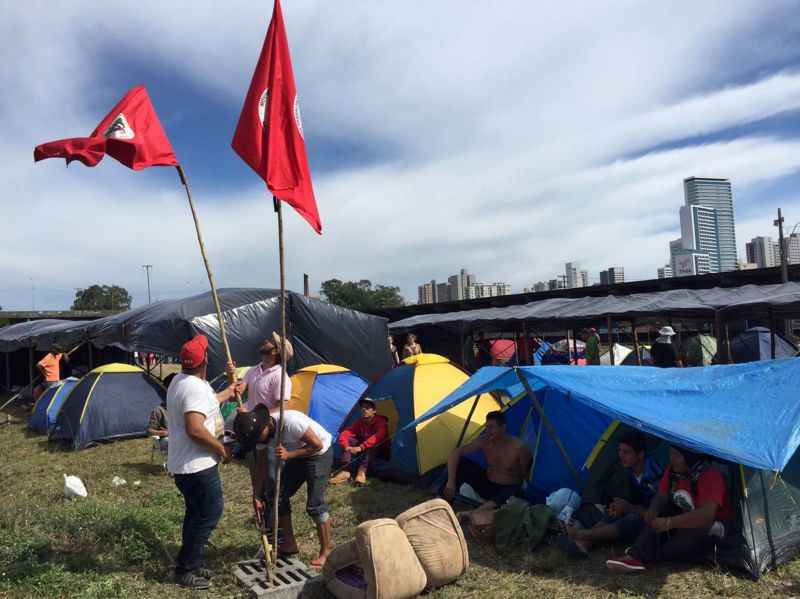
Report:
34,85,178,170
232,0,321,234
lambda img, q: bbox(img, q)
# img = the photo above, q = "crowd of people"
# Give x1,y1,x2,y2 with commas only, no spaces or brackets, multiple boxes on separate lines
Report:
147,326,736,590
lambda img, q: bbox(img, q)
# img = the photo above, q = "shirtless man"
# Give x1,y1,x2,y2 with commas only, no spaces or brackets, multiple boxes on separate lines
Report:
442,411,531,515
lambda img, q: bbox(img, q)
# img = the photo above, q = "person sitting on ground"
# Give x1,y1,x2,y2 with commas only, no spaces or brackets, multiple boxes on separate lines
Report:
651,326,682,368
583,328,601,365
33,346,68,402
237,406,334,568
401,333,422,359
331,397,389,486
560,431,662,557
442,411,532,517
606,444,732,573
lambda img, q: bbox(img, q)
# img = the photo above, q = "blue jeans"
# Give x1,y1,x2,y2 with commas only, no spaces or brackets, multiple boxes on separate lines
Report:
173,464,224,575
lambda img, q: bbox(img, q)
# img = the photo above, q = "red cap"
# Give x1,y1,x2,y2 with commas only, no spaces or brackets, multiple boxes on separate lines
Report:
180,335,208,369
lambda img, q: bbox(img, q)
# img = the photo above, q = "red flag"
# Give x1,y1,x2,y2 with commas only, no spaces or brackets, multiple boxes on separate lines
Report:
232,0,321,234
34,86,178,171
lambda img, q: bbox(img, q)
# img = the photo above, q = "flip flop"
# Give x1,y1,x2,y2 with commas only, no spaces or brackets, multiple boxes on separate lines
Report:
557,533,589,559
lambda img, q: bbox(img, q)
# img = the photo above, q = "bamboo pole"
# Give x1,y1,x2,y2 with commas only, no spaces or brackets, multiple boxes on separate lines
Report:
725,324,733,364
769,307,777,360
175,166,240,405
272,197,288,566
631,320,642,366
607,315,615,366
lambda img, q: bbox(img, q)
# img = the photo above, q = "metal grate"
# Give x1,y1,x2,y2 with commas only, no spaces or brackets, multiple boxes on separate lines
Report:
233,557,323,599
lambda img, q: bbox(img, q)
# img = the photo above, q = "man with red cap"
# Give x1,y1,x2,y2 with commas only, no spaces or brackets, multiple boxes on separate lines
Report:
166,334,243,590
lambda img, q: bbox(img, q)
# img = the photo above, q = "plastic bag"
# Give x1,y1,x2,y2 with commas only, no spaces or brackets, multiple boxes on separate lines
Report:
111,476,127,487
545,487,580,514
64,474,88,499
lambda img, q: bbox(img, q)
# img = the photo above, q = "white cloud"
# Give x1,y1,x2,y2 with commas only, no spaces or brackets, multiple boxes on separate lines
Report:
2,1,800,310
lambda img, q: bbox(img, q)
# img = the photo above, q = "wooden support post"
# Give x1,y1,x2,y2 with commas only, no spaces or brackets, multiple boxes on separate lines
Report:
724,324,733,364
769,308,777,360
88,344,93,370
571,329,578,365
515,368,581,487
607,315,615,366
303,273,310,297
28,348,33,389
4,352,9,391
631,320,642,365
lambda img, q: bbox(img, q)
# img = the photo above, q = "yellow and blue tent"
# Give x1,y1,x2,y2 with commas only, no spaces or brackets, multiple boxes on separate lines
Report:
50,363,165,449
287,364,368,436
352,353,502,476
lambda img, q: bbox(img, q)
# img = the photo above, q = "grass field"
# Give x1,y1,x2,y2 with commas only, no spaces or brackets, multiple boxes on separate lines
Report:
2,391,800,599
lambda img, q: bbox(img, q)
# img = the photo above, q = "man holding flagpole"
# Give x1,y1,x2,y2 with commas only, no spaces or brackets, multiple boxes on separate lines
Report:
232,0,323,568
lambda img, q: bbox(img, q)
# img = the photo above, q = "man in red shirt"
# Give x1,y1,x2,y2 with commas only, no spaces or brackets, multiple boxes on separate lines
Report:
606,444,731,573
330,397,388,486
33,346,68,402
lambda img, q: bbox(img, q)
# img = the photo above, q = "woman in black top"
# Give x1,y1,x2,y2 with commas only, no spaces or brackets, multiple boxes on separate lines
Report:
651,326,680,368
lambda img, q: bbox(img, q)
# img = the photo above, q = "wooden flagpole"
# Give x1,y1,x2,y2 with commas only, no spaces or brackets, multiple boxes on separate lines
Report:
175,165,240,405
271,197,288,565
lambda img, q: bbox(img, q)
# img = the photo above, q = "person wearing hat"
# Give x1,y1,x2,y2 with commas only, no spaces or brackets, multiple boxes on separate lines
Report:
606,444,732,573
166,334,243,589
650,326,682,368
235,406,334,568
330,397,389,486
241,332,293,414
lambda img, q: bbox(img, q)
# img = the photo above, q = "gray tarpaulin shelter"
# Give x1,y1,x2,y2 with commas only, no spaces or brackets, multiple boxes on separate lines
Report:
389,282,800,331
0,289,392,381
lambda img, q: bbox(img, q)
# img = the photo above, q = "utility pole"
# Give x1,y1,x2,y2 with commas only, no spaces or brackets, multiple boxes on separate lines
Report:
142,264,153,304
774,208,789,284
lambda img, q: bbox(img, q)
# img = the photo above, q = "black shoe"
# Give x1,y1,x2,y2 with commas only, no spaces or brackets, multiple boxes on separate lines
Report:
196,567,215,579
176,572,211,589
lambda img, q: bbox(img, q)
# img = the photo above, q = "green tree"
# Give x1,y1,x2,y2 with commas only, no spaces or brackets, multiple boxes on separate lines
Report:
320,279,404,312
71,285,132,312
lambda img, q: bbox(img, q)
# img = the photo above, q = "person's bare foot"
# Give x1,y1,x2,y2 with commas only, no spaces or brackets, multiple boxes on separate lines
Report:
310,549,331,568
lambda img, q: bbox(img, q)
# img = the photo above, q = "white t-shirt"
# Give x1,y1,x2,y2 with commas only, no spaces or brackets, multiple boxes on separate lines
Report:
278,410,332,456
167,373,224,474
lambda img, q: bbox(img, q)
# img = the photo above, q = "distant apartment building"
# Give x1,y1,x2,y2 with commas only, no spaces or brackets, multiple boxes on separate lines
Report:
565,262,589,288
548,276,567,291
599,267,624,286
680,204,721,272
533,281,548,293
447,268,475,301
786,233,800,265
745,236,779,269
683,177,738,272
436,282,450,303
417,280,437,304
669,237,711,277
738,261,758,270
657,265,673,279
466,282,512,299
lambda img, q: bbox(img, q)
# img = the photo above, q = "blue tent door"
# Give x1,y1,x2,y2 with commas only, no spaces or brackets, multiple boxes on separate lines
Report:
308,372,368,436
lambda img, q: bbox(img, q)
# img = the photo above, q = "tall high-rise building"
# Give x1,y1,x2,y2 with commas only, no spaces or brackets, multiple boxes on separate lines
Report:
436,282,450,303
657,265,673,279
785,233,800,265
447,268,473,301
680,204,721,272
548,276,567,291
670,238,711,277
683,177,737,272
533,281,548,293
417,280,436,304
599,267,625,285
745,236,779,269
466,282,512,299
565,262,588,288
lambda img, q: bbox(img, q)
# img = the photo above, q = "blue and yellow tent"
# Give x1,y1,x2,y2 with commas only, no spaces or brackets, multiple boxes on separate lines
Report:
287,364,368,436
353,354,502,476
50,363,165,449
28,378,79,434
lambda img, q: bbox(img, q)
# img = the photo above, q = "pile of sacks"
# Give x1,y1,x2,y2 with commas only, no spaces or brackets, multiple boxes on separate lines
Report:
323,498,469,599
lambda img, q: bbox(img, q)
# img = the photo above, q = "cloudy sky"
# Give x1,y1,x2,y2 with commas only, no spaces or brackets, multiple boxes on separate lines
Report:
3,1,800,310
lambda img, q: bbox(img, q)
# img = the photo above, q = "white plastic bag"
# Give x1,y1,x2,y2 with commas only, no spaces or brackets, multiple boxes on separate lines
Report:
111,476,127,487
64,474,88,499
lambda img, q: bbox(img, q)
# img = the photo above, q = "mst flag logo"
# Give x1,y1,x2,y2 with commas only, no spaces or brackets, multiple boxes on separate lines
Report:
103,113,135,140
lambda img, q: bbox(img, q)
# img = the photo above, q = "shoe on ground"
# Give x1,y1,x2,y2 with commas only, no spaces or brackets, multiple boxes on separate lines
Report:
196,567,215,579
606,556,645,573
354,470,367,485
176,572,211,589
330,471,351,485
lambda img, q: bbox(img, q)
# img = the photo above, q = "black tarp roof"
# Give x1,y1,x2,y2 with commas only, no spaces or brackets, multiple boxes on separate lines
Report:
389,282,800,332
0,289,392,381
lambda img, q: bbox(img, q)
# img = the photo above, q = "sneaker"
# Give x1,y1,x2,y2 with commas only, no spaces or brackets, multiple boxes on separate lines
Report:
330,471,351,485
176,572,211,589
606,556,646,573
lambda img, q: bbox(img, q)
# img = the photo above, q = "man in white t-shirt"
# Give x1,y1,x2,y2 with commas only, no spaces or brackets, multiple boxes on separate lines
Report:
236,407,334,568
167,334,242,590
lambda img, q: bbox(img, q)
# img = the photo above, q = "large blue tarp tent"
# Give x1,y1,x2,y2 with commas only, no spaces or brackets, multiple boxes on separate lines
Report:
399,360,800,577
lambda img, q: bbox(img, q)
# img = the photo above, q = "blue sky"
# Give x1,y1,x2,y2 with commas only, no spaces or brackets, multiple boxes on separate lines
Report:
2,1,800,310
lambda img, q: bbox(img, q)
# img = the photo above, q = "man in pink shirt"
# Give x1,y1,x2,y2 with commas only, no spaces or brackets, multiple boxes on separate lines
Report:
242,332,293,414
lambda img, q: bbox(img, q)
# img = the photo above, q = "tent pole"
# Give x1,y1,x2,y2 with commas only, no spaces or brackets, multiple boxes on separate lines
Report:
455,394,481,448
460,324,466,369
271,197,288,566
88,344,93,370
769,307,777,360
725,323,733,364
571,328,578,365
607,315,615,366
176,165,240,405
631,320,642,365
514,368,581,487
28,347,33,390
4,352,9,391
